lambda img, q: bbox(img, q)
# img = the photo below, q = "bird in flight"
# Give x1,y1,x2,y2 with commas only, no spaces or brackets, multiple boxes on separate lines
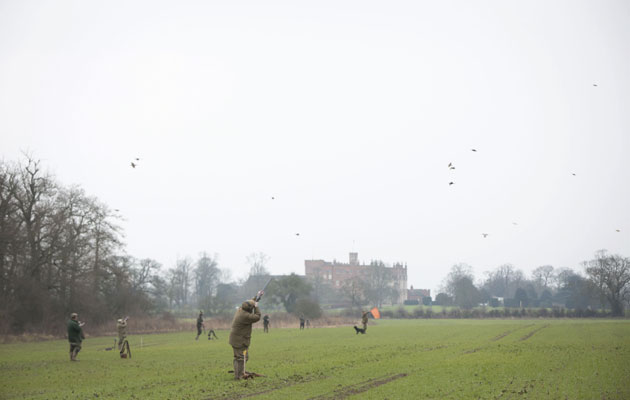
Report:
471,149,477,152
271,196,275,200
449,182,454,186
448,162,455,170
482,233,489,238
512,222,518,226
295,233,300,236
572,173,576,176
616,229,621,232
130,162,137,168
593,84,598,87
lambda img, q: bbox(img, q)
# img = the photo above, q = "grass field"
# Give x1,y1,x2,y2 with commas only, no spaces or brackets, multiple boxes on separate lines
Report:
1,319,629,399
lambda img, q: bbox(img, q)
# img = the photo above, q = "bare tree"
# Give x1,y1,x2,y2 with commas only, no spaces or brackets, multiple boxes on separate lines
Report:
363,261,397,308
442,264,480,309
246,252,270,277
341,277,366,308
532,265,555,290
585,250,630,316
483,264,524,298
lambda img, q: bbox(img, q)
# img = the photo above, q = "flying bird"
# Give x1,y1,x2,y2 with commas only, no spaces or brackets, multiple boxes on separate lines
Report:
471,149,477,152
135,157,140,161
572,173,576,176
449,182,454,186
482,233,489,238
271,196,275,200
616,229,621,232
295,233,300,236
593,84,598,87
512,222,518,226
130,162,136,168
448,162,455,170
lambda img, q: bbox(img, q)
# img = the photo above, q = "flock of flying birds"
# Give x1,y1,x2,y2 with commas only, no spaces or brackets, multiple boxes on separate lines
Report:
127,93,622,240
446,140,621,238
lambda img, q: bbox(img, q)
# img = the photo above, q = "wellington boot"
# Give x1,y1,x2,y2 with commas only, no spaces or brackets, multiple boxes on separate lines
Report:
235,360,245,380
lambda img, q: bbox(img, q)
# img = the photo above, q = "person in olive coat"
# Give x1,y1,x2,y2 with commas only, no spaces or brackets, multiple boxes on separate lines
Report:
262,315,270,333
229,292,262,379
361,311,369,332
195,311,204,340
67,313,85,361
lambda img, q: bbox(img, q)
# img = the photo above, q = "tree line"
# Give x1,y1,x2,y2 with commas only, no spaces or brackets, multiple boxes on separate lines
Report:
0,156,257,334
434,253,630,316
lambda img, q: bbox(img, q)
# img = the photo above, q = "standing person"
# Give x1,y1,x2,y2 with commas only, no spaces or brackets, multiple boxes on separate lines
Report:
361,310,369,332
195,311,204,340
229,292,262,380
67,313,85,361
299,314,305,330
263,315,270,333
117,317,130,358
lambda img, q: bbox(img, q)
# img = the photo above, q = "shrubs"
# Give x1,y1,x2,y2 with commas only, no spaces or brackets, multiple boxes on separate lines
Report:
375,306,615,319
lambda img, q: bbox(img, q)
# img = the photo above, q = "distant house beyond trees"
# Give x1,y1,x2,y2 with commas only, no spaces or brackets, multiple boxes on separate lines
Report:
305,252,408,305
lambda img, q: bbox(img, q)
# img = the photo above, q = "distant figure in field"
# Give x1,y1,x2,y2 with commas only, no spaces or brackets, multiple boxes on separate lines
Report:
306,319,310,329
299,314,305,330
229,292,262,379
361,311,369,332
263,315,270,333
67,313,85,361
196,311,204,340
207,325,218,340
117,316,130,358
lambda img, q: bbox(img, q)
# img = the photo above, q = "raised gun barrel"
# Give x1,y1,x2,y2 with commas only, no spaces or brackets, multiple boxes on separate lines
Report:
254,278,273,301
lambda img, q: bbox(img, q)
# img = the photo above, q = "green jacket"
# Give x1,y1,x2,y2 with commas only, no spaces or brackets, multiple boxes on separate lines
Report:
67,319,84,343
229,299,261,348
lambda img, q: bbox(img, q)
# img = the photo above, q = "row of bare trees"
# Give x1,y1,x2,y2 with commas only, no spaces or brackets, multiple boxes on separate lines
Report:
438,251,630,316
0,156,158,333
0,156,256,334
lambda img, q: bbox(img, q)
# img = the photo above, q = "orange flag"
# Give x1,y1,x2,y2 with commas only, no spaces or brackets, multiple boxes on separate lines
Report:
370,307,381,319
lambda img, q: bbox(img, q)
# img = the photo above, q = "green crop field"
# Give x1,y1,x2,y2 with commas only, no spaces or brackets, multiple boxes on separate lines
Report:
1,319,629,399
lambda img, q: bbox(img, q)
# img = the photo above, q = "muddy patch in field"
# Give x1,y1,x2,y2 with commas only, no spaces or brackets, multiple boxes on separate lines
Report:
463,347,482,354
491,324,534,342
307,373,407,400
519,324,549,342
209,374,321,399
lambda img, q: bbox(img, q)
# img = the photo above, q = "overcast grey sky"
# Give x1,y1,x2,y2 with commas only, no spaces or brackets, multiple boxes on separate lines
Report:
1,0,628,295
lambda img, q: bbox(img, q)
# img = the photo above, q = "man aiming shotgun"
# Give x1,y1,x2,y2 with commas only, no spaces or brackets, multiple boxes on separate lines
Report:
229,279,271,380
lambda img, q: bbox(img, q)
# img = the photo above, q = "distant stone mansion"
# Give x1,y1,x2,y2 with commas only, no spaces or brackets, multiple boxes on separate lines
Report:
304,252,408,304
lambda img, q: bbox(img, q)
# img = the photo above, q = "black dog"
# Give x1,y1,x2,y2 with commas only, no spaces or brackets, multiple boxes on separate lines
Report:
353,325,366,334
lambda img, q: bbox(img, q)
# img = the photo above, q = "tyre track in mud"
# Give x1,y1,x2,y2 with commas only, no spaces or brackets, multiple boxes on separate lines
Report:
463,324,536,354
307,373,408,400
491,324,534,342
209,375,322,399
519,324,549,341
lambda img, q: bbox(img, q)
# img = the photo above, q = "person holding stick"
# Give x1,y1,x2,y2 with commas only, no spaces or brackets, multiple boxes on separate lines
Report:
229,291,262,379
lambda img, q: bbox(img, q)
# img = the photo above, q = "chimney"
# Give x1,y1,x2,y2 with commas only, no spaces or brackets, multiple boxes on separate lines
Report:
349,252,358,265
